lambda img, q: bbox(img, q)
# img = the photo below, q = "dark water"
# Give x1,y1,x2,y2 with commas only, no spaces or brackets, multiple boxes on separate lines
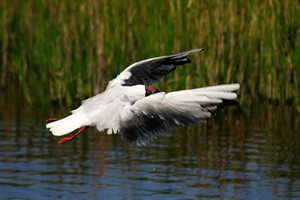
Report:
1,97,300,199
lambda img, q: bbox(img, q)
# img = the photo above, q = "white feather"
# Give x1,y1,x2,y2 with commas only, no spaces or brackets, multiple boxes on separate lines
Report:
46,113,91,136
193,83,240,92
46,83,239,139
120,83,240,129
46,85,146,137
106,71,132,89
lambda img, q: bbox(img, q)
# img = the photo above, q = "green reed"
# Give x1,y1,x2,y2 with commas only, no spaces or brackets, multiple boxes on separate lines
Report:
0,0,299,109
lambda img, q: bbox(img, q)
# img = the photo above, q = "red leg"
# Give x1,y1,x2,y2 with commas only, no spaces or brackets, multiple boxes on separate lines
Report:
46,118,60,122
58,127,89,144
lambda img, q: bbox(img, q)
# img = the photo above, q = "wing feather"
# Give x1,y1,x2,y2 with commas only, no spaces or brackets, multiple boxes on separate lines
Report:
107,48,204,88
119,84,239,146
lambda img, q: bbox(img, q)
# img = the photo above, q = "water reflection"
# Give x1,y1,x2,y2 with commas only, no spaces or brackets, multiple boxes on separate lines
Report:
0,99,300,199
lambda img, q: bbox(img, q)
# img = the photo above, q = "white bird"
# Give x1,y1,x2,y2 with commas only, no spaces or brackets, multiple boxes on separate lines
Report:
46,49,240,146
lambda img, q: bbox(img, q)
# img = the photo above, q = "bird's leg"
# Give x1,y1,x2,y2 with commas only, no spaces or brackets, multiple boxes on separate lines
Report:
57,127,89,144
46,118,60,122
46,118,88,144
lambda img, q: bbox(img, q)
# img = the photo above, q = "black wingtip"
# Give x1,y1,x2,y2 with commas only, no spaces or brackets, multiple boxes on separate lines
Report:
218,100,239,109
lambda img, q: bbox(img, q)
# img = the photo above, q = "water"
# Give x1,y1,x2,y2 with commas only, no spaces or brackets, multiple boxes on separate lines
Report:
1,99,300,199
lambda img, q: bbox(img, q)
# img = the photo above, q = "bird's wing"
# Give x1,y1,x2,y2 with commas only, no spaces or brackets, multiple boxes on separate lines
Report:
119,83,240,146
107,48,204,88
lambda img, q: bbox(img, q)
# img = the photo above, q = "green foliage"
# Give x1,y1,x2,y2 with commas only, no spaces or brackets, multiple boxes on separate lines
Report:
0,0,299,108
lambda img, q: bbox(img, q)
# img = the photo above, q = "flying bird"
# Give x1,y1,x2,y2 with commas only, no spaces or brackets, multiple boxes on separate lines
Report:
46,49,240,146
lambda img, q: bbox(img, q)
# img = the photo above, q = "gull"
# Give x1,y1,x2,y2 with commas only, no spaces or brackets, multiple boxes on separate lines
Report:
46,49,240,146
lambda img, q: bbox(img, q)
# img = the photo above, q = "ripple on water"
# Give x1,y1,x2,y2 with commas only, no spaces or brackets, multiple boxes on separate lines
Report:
1,105,300,199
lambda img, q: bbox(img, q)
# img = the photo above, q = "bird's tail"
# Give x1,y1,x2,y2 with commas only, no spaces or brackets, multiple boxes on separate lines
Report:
46,113,90,136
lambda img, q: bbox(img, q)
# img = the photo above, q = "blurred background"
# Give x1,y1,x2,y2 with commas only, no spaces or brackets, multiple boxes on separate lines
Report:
0,0,299,107
1,0,300,199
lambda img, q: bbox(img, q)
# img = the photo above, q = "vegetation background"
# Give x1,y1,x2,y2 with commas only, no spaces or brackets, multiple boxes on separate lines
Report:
0,0,299,109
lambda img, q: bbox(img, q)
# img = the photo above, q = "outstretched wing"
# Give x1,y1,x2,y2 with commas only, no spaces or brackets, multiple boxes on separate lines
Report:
118,84,240,146
107,48,204,88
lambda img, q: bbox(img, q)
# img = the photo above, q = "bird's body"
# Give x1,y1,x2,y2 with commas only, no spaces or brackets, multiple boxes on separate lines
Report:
46,49,240,146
